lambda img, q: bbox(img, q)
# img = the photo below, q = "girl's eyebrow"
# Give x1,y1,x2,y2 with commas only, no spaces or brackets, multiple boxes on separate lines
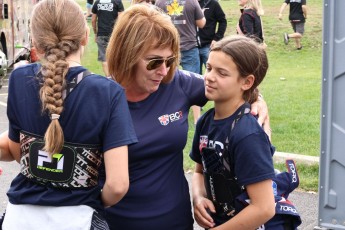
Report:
207,63,230,73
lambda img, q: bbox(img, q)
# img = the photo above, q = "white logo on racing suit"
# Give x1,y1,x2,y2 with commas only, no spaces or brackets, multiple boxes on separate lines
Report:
37,150,64,173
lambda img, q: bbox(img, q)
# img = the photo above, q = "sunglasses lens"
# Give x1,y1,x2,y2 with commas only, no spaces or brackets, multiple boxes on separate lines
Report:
146,57,176,70
147,59,164,70
166,57,175,68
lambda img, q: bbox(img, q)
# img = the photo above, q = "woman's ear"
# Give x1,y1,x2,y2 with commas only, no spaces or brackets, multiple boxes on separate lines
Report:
81,27,90,46
242,74,255,90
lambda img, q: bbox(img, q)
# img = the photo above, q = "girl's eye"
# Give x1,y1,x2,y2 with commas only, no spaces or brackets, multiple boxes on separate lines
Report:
219,71,228,77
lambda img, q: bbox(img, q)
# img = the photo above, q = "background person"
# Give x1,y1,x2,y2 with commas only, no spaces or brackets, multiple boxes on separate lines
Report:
197,0,227,75
278,0,307,50
237,0,265,44
103,4,271,230
190,35,275,229
131,0,153,4
92,0,124,76
0,0,137,229
86,0,94,19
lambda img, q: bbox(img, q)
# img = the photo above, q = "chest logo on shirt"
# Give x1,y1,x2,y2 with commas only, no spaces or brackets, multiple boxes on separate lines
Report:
199,137,225,154
199,135,208,152
97,3,114,11
166,0,184,16
158,111,183,126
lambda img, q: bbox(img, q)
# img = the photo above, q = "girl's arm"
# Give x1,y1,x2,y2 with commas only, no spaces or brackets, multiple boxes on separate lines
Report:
192,163,216,229
212,179,275,230
101,145,129,207
0,131,21,162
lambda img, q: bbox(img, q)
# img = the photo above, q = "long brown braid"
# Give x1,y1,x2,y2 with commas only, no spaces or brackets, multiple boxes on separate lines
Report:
31,0,87,154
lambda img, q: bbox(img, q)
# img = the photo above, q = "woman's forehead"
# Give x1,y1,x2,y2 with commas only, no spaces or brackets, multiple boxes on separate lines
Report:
144,46,173,56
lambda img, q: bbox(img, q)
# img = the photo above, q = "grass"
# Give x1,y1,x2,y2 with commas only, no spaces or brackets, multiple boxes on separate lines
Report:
76,0,321,192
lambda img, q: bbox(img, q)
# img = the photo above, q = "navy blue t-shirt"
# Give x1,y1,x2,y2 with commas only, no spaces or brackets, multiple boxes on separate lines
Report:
6,63,137,212
190,104,275,187
190,104,275,225
104,70,207,230
190,103,275,225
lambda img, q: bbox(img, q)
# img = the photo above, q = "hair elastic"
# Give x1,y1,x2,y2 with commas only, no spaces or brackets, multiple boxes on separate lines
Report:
51,114,60,120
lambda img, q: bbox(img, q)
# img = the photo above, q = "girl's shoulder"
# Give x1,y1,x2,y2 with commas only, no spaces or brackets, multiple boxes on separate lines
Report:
84,77,126,101
10,62,40,76
231,112,265,140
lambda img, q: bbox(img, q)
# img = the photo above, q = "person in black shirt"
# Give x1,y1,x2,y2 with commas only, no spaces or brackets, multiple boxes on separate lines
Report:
197,0,227,75
92,0,124,76
278,0,307,50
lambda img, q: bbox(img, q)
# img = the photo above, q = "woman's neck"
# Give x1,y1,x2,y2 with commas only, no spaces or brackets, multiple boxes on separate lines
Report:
125,87,150,102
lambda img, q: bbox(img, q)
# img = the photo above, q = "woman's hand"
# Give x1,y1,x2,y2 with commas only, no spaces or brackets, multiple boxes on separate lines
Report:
251,96,272,140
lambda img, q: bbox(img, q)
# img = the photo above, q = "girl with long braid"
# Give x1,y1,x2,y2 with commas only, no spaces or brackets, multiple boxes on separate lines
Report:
0,0,137,229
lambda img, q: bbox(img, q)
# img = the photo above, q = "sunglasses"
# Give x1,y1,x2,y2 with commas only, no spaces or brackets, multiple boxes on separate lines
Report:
145,56,176,70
